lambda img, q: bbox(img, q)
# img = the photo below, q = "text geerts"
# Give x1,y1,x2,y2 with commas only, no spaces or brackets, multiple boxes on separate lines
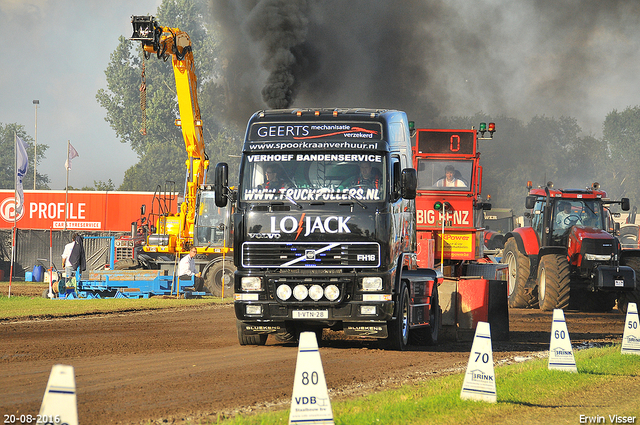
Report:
256,125,310,138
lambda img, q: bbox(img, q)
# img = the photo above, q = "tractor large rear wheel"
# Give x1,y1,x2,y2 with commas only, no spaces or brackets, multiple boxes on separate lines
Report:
502,238,536,308
537,254,570,311
618,257,640,314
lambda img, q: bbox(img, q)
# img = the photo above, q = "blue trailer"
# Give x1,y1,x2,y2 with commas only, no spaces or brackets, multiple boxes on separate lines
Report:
59,269,205,299
54,235,205,299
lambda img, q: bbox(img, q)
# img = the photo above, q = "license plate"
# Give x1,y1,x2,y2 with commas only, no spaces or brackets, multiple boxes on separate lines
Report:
292,310,328,319
615,279,624,287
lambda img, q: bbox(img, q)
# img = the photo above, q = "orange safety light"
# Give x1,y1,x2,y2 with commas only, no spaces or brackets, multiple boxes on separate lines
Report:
488,122,496,134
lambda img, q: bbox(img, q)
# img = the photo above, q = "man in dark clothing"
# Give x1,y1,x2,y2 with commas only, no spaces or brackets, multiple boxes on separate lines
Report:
263,166,286,190
353,162,382,189
68,234,86,274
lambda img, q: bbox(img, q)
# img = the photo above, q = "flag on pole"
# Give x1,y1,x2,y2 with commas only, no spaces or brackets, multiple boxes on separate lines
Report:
65,143,79,170
15,135,29,215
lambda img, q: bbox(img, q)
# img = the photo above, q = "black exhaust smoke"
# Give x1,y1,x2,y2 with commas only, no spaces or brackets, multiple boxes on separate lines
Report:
245,0,309,108
210,0,438,124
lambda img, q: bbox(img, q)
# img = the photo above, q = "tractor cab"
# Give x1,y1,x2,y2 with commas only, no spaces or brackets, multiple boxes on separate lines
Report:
526,186,616,248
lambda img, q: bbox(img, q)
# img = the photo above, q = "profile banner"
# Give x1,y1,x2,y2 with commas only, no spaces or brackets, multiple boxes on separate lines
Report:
0,190,175,232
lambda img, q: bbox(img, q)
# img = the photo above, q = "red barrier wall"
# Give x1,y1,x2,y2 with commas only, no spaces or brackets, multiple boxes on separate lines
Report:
0,190,174,232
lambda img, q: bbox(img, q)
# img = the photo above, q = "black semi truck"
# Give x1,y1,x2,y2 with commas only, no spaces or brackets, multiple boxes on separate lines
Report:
214,108,441,350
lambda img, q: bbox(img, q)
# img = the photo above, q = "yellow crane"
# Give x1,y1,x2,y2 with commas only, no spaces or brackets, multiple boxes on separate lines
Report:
129,15,233,297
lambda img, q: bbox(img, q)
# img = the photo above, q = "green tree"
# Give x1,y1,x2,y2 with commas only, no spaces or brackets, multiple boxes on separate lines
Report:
603,106,640,203
96,0,242,191
0,123,50,190
432,114,610,214
80,179,116,191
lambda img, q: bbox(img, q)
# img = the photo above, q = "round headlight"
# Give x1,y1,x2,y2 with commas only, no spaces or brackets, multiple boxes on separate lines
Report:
293,284,308,301
324,284,340,301
276,284,292,300
309,285,324,301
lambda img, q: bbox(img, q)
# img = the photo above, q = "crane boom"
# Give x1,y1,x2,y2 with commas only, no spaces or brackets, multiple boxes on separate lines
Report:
131,15,208,251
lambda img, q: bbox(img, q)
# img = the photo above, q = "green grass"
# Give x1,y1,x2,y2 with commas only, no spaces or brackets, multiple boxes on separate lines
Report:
212,344,640,425
0,294,227,320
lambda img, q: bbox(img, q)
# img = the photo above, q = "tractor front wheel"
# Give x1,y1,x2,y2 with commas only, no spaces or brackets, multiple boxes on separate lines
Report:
537,254,570,311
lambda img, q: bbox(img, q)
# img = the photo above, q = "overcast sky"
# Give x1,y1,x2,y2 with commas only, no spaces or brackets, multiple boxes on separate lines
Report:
1,0,162,190
3,0,640,190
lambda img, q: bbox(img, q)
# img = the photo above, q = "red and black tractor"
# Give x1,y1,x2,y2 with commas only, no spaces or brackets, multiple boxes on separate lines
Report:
501,182,640,312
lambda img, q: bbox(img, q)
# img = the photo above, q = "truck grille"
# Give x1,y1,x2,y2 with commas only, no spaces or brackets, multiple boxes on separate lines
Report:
242,242,380,268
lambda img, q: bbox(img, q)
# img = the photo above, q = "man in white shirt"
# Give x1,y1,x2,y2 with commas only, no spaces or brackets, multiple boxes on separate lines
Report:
555,202,580,229
178,246,204,291
435,165,467,188
61,233,77,282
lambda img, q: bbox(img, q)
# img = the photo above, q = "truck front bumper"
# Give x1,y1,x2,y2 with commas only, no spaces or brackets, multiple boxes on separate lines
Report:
234,298,395,338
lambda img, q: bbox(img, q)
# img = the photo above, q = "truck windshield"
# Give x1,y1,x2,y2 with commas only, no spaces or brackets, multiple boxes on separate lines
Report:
416,159,473,191
240,152,387,203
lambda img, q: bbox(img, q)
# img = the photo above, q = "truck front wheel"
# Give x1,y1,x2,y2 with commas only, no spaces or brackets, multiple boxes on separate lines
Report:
502,238,536,308
387,283,410,351
236,320,268,346
537,254,570,311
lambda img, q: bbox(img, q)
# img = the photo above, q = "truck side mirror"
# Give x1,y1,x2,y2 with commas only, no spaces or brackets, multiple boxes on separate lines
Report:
401,168,417,200
621,198,630,211
140,204,146,216
525,196,536,210
214,163,229,208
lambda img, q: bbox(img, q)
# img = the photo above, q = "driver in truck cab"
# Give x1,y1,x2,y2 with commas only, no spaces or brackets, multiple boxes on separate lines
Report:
352,162,382,189
261,166,287,191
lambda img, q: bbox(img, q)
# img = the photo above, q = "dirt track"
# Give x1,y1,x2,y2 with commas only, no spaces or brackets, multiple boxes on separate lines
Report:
0,290,629,425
